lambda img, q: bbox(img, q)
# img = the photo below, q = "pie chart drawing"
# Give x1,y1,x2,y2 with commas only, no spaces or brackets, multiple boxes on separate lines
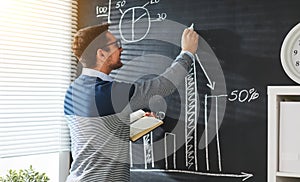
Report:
119,7,151,43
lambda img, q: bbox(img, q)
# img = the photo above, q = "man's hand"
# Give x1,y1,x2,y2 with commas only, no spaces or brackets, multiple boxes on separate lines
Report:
144,112,156,117
181,28,199,54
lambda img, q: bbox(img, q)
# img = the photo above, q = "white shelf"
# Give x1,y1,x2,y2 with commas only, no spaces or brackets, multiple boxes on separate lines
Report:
277,172,300,178
268,86,300,182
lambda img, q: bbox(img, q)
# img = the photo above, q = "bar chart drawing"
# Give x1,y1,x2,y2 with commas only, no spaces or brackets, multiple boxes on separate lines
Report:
143,132,154,169
164,132,176,170
130,91,253,181
185,63,198,171
204,94,228,172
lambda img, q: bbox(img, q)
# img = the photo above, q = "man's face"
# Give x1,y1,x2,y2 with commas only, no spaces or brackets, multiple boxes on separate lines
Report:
104,32,123,70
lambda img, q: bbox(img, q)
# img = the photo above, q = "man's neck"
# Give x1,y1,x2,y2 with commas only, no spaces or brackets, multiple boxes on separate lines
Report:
93,66,112,75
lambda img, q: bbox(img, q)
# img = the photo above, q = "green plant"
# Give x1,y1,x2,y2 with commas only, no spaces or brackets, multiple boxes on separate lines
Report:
0,165,49,182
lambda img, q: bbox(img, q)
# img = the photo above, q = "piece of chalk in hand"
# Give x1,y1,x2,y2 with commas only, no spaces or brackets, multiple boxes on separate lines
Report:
188,23,194,30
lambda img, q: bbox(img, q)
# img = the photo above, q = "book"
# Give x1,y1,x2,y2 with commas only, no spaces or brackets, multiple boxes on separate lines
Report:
130,110,164,142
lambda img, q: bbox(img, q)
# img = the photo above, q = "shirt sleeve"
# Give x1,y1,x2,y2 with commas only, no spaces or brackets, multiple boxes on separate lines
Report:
128,52,193,112
178,50,195,61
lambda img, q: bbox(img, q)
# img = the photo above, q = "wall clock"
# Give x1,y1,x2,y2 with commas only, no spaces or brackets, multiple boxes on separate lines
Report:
281,23,300,83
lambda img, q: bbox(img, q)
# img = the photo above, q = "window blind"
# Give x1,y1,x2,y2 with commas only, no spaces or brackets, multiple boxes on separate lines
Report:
0,0,78,158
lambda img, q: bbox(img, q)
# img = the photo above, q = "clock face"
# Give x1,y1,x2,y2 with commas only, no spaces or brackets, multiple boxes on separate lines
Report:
291,35,300,71
281,23,300,83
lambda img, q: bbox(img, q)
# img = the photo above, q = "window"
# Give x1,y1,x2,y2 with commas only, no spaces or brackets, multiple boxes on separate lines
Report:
0,0,78,181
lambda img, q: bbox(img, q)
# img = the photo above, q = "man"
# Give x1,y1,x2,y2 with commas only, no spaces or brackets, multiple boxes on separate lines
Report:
64,23,199,181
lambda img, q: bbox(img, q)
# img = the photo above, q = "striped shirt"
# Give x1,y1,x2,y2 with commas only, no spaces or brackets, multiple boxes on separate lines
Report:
64,52,193,181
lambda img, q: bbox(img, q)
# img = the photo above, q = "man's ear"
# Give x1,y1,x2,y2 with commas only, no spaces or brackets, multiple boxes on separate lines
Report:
96,48,106,60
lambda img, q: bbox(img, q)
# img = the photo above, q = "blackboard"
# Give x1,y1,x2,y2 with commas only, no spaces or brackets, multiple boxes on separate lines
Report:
77,0,300,181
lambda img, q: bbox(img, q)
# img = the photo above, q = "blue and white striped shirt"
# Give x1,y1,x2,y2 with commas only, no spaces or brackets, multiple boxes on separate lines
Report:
64,52,193,181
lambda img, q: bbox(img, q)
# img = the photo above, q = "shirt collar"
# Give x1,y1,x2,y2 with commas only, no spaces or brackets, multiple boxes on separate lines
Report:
81,68,114,82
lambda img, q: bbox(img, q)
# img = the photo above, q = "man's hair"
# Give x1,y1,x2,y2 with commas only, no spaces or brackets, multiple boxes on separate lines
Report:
72,23,109,68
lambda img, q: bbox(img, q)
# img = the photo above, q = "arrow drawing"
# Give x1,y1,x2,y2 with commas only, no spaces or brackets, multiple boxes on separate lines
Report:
131,169,253,181
195,54,215,90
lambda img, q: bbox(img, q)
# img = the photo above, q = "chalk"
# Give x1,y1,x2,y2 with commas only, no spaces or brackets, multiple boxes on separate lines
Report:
188,23,194,30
